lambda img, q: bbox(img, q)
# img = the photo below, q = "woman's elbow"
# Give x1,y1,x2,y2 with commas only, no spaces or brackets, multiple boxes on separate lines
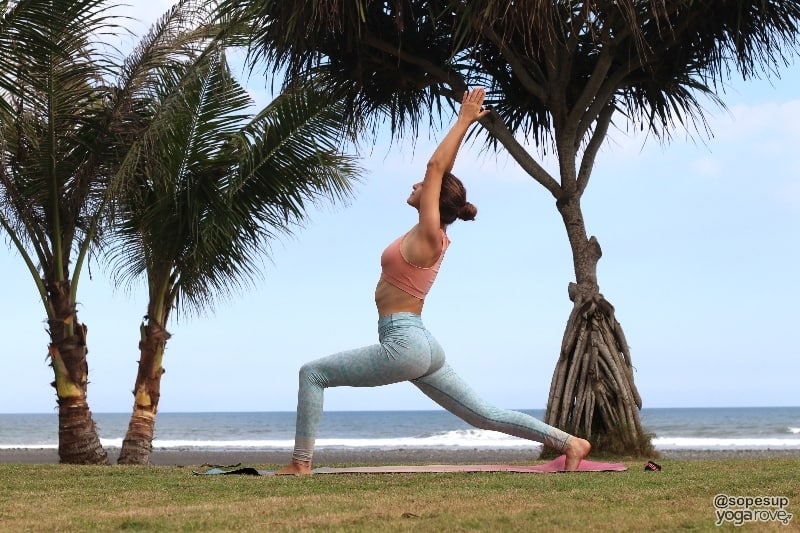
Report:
426,159,448,174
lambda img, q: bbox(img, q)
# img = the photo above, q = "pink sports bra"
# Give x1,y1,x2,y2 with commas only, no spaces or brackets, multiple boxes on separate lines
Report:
379,231,450,299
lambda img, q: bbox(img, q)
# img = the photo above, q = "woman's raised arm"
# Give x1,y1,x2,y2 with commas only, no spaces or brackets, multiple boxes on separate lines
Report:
416,88,489,240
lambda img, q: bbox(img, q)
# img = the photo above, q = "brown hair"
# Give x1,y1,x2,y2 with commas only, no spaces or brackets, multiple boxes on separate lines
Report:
440,172,477,225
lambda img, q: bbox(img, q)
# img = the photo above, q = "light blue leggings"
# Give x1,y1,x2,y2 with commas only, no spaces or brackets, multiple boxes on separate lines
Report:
290,312,573,462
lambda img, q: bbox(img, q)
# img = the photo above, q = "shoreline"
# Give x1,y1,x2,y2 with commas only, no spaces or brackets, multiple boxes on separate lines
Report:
2,448,800,466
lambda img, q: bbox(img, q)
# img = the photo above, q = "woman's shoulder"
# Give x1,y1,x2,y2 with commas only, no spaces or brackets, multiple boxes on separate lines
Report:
401,224,446,267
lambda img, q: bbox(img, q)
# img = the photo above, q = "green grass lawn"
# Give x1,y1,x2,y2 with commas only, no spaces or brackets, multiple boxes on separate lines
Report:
0,458,797,532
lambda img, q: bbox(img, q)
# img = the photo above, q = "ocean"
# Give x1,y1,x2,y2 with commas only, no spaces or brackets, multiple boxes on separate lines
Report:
1,407,798,452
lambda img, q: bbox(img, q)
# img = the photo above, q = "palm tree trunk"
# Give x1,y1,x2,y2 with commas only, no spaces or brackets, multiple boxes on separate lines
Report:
56,398,109,465
543,196,655,456
118,320,169,465
47,280,109,465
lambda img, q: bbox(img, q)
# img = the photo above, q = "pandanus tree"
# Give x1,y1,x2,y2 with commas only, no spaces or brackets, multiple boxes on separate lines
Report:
108,8,361,464
217,0,800,455
0,0,124,464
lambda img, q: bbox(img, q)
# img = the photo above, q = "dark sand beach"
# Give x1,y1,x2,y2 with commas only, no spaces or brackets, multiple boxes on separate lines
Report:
2,448,800,466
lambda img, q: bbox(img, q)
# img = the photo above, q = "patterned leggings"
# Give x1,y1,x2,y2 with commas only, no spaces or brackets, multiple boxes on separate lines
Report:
290,312,573,462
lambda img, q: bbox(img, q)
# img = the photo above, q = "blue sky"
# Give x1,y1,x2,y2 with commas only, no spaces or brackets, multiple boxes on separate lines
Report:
1,3,798,414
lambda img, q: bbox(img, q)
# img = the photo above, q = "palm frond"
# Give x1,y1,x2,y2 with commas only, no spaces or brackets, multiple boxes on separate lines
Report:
216,0,800,150
107,33,361,319
0,0,124,285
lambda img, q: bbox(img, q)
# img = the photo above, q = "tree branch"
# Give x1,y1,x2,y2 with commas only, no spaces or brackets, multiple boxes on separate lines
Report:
356,26,570,200
360,31,454,86
577,103,614,196
481,111,562,198
568,23,618,129
479,24,548,102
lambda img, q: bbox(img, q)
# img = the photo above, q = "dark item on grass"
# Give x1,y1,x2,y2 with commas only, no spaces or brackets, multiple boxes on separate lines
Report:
645,460,662,471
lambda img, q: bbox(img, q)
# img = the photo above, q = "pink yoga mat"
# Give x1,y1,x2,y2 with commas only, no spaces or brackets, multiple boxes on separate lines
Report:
310,456,627,474
194,455,627,476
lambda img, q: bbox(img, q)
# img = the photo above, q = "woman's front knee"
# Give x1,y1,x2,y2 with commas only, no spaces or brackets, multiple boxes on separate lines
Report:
299,363,327,388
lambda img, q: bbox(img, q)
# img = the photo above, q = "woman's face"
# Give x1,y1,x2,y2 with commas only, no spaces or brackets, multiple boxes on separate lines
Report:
407,182,423,209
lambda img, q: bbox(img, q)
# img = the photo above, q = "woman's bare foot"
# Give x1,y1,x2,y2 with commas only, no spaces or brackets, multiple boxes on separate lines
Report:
564,437,592,471
275,459,312,475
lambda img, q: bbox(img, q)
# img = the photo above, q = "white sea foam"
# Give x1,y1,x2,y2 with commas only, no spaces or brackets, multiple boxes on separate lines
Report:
0,444,58,450
314,429,542,449
143,433,800,451
0,430,541,451
3,410,800,451
652,437,800,449
5,431,800,451
145,430,544,451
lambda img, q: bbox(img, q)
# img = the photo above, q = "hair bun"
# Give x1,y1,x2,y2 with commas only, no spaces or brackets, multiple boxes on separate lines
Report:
458,202,478,222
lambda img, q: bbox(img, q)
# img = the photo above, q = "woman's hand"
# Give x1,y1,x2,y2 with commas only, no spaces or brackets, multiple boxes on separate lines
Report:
458,88,491,123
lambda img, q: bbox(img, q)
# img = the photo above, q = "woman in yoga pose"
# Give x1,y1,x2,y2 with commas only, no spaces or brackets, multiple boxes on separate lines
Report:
276,88,591,475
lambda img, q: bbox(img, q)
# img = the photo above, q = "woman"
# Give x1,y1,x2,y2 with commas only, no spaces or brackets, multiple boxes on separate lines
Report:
276,88,591,475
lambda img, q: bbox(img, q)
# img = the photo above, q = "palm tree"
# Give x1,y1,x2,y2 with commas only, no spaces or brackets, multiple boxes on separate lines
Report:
0,0,126,464
216,0,800,455
107,8,360,465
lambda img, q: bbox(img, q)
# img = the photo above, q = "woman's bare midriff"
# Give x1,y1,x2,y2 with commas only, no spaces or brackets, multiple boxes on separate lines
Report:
375,279,424,316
